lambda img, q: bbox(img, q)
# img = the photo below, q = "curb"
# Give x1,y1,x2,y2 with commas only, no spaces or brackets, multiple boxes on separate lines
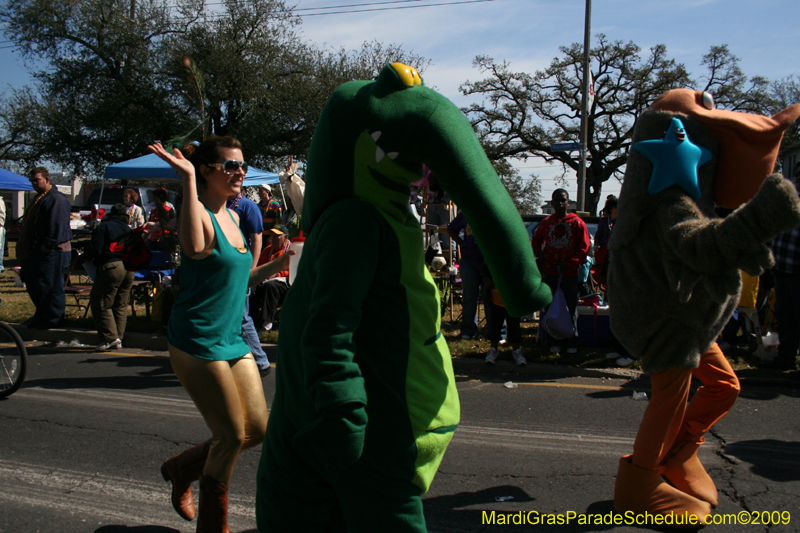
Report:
10,323,279,359
9,323,638,380
9,324,799,387
9,324,642,379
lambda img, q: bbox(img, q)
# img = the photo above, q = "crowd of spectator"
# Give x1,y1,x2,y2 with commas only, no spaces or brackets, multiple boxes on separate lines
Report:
15,161,800,377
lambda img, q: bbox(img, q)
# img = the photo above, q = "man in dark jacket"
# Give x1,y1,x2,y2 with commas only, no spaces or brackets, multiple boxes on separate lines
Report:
18,167,73,329
88,204,135,351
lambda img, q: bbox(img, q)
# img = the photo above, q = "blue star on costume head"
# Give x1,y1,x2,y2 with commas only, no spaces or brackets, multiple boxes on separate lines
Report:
633,117,712,200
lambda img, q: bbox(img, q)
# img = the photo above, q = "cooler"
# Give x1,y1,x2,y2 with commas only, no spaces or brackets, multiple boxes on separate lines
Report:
577,304,611,346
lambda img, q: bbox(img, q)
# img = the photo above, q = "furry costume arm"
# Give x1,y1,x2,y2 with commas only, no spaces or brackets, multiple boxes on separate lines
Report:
660,174,800,303
291,203,377,466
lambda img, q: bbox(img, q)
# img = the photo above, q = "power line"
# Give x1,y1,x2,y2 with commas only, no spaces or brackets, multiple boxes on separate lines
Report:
200,0,494,18
269,0,432,11
0,0,495,33
192,0,477,11
296,0,495,16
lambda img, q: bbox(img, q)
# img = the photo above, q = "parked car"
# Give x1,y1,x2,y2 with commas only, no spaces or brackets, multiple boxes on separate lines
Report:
5,213,86,242
73,185,179,231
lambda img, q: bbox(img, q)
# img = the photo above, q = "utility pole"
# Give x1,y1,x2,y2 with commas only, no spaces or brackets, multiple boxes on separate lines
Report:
577,0,592,212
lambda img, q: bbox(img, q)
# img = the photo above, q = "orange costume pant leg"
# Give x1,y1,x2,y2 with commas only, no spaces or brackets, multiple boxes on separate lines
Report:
614,343,740,525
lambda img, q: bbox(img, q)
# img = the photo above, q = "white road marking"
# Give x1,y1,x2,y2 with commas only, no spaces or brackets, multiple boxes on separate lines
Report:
453,424,633,453
12,387,201,418
0,460,255,529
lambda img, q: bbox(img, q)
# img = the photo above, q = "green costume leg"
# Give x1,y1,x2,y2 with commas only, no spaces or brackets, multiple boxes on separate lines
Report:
258,420,425,533
258,422,346,532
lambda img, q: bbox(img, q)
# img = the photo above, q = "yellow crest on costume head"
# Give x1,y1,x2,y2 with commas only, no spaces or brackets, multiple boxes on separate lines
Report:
390,63,422,87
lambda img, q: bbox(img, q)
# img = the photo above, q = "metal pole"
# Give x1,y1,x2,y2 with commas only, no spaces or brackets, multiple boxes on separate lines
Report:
577,0,592,212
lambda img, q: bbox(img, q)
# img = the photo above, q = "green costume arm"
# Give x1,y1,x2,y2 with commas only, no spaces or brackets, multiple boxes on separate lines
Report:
420,102,550,316
292,203,378,465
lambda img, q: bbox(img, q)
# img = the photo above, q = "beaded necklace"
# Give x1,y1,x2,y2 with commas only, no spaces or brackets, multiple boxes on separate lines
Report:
23,185,52,226
207,199,248,254
227,193,243,210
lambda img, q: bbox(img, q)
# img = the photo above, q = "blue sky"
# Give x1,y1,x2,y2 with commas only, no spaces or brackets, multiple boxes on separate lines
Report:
1,0,798,198
297,0,799,199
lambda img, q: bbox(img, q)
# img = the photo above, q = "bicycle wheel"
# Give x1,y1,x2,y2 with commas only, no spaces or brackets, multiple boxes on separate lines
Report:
0,321,27,398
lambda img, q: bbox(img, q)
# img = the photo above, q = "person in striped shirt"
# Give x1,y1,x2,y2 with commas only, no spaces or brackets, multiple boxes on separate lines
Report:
257,184,282,231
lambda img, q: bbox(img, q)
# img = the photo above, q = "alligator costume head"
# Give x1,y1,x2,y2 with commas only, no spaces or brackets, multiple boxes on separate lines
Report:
303,63,551,315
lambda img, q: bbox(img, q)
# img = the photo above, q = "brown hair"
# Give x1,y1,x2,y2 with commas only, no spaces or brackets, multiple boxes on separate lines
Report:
29,166,49,180
123,188,139,202
181,136,243,188
152,187,168,201
601,196,618,216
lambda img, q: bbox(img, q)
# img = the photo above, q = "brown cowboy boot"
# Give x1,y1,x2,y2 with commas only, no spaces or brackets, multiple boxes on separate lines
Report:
661,437,719,507
197,475,231,533
160,440,212,521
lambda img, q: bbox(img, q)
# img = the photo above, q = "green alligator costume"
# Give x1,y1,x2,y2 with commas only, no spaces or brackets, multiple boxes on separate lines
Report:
256,63,551,532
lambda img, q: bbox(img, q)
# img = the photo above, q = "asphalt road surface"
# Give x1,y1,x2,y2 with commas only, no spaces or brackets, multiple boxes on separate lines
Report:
1,343,799,532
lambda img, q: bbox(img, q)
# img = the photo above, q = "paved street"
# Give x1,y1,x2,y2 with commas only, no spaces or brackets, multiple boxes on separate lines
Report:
1,343,799,532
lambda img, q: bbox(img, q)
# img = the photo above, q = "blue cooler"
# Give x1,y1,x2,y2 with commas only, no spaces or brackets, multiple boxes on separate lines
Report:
577,305,612,346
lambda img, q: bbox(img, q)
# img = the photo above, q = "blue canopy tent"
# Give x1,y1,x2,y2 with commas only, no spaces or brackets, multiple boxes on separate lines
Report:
103,153,280,186
0,168,34,191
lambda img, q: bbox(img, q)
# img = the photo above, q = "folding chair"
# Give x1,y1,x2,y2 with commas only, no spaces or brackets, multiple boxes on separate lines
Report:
64,254,93,318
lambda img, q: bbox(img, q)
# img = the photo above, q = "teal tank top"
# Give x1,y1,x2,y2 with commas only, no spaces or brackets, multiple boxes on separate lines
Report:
167,207,252,360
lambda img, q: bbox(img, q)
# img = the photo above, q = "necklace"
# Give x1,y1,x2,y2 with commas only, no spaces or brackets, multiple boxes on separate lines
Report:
227,193,243,210
23,185,52,226
208,204,248,254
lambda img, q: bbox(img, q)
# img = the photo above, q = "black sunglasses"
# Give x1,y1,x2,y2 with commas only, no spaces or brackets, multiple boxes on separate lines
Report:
209,160,248,174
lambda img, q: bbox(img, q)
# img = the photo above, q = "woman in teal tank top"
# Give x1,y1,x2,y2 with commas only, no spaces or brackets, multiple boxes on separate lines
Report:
149,137,292,532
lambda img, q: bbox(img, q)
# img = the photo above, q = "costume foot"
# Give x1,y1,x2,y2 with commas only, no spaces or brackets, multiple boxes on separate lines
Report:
661,438,719,507
614,455,711,528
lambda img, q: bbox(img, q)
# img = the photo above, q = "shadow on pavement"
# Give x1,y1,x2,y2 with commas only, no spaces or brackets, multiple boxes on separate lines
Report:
95,527,179,533
425,493,677,533
80,355,175,374
23,374,182,390
23,356,181,390
428,497,696,532
424,485,534,531
723,439,800,481
737,384,800,401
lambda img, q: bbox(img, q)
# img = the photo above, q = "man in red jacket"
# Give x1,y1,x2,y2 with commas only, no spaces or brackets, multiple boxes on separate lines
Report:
531,189,590,354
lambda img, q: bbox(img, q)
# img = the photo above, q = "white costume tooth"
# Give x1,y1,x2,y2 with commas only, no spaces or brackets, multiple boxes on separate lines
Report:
376,146,385,163
387,152,399,160
371,131,382,141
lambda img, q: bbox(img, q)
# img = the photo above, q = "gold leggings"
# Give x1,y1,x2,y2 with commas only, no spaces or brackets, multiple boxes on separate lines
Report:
168,343,269,485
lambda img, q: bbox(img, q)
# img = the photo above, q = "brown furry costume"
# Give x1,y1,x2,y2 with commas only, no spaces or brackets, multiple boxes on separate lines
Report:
608,89,800,525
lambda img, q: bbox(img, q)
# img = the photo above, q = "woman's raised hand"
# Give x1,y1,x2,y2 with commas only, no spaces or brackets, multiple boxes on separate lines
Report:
148,143,195,181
